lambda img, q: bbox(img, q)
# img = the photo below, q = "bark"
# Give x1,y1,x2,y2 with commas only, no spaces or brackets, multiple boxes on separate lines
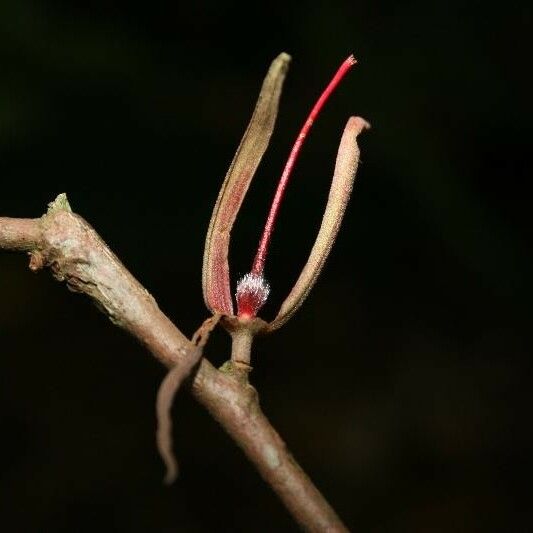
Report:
0,196,348,532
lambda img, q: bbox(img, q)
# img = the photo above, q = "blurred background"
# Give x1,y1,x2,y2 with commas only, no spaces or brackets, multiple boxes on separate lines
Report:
1,1,530,531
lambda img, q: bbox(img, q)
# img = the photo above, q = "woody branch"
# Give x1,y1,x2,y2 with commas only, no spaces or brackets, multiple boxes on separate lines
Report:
0,196,348,533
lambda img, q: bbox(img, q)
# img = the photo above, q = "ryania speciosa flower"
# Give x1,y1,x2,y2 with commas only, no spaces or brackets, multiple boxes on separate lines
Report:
203,52,369,333
157,53,369,484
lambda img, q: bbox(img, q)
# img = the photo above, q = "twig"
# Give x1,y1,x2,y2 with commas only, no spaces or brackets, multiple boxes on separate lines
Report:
0,196,348,532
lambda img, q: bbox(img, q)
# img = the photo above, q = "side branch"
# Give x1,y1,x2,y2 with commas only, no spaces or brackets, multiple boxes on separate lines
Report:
0,217,41,251
0,198,347,532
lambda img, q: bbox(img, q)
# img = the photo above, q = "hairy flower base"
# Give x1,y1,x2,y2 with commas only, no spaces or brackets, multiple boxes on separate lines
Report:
236,272,270,317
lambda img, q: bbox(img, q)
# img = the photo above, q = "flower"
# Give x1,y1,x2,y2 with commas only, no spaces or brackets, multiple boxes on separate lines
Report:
202,53,369,333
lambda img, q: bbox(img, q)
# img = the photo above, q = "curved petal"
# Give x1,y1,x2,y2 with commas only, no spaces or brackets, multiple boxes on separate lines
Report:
267,116,370,331
202,53,291,315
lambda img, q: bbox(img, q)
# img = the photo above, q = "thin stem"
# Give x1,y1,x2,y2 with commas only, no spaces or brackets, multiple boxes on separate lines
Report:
0,203,348,531
251,54,357,276
194,361,349,532
230,326,254,366
0,217,41,251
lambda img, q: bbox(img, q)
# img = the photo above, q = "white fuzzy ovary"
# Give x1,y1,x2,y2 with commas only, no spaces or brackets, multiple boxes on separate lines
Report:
236,273,270,316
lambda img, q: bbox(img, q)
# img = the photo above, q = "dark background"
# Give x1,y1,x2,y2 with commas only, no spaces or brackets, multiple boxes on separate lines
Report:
1,1,530,531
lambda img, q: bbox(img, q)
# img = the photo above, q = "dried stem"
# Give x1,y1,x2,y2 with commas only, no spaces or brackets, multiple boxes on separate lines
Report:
156,313,222,485
0,198,348,532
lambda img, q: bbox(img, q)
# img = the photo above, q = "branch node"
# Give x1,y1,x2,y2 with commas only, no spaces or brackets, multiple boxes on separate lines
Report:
222,359,253,383
29,251,45,271
47,193,72,214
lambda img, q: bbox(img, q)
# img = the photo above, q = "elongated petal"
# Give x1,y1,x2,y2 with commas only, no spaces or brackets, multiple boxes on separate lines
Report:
202,53,291,315
267,116,370,331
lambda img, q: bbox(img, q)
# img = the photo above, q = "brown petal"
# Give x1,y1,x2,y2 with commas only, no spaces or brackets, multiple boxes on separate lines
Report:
202,53,291,315
267,116,370,331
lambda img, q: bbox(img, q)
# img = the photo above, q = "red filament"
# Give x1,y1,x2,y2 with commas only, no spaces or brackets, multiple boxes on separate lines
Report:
251,54,357,276
236,54,357,317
